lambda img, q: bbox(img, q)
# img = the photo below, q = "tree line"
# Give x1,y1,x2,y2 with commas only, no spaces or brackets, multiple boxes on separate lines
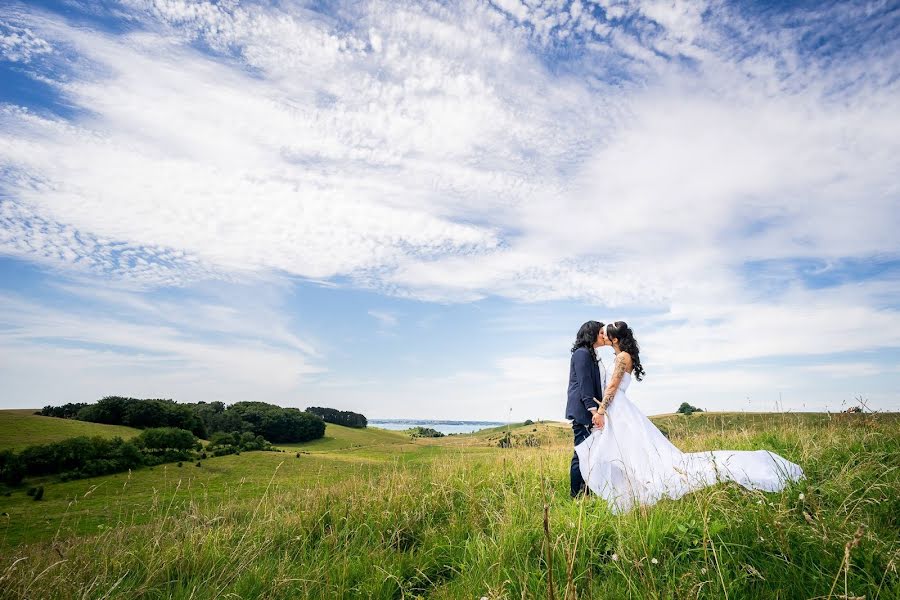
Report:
39,397,328,443
3,398,372,488
305,406,367,428
0,426,280,487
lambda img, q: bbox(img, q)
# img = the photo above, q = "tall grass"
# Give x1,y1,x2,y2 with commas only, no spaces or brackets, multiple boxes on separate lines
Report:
1,414,897,599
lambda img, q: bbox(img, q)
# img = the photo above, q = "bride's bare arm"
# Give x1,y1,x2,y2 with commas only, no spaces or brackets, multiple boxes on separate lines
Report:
598,352,632,413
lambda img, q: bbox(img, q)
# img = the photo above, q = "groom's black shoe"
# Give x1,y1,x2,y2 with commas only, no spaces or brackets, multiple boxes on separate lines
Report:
570,422,592,498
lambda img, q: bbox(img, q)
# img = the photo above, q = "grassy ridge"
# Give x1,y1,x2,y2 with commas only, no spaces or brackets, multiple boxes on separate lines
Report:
1,413,897,599
0,409,142,451
277,423,410,452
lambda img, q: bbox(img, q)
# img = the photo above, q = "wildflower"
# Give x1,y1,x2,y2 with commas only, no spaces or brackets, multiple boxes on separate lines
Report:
611,553,619,562
651,558,659,565
756,499,763,505
798,493,805,500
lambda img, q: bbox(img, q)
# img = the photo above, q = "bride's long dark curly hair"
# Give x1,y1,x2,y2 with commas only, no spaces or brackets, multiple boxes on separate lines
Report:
571,321,603,363
606,321,645,381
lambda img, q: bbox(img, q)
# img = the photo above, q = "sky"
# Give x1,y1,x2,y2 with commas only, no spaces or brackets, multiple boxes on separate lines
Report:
0,0,898,421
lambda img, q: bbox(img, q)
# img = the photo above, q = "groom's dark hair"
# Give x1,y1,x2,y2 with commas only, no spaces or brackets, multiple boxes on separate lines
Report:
572,321,604,363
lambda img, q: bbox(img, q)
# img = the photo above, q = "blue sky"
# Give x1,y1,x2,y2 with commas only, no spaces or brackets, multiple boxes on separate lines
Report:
1,0,898,420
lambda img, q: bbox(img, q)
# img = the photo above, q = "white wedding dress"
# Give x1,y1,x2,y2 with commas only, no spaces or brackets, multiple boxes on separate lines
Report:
575,367,804,513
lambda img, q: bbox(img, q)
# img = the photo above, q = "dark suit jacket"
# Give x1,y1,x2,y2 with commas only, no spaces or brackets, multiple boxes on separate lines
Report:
566,347,603,426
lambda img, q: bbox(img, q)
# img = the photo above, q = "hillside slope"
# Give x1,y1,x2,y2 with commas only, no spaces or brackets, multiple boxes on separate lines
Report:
0,409,142,451
277,423,410,452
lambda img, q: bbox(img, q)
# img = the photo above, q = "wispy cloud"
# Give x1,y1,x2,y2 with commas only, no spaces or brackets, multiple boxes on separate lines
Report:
0,0,898,414
368,309,398,328
0,280,324,405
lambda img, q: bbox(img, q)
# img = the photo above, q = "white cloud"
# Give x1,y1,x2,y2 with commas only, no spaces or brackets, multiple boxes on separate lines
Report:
368,309,398,328
0,20,51,62
0,281,324,406
2,1,895,304
0,0,898,415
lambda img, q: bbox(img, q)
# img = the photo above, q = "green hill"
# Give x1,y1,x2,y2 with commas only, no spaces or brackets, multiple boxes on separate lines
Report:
1,411,897,599
277,423,410,452
0,409,142,451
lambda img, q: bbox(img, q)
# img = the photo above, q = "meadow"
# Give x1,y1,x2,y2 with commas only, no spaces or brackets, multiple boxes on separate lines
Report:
0,410,897,599
0,409,141,452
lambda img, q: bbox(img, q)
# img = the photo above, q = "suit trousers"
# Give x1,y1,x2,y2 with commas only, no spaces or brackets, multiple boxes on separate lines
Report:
570,421,592,497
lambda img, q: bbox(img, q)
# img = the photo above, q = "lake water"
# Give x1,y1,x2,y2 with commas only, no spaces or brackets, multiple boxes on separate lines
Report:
369,419,507,435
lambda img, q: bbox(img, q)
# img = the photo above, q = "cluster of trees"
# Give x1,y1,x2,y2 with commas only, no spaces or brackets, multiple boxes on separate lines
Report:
0,426,284,487
305,406,367,428
43,397,207,437
1,427,196,485
677,402,704,415
40,398,327,444
223,402,326,442
38,403,89,419
206,431,273,456
407,426,444,438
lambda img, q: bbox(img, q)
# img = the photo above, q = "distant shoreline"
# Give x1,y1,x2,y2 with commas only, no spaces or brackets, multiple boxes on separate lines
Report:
369,419,507,435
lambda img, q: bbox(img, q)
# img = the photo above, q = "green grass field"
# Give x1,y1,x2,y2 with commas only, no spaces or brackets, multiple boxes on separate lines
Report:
1,410,898,599
0,409,142,451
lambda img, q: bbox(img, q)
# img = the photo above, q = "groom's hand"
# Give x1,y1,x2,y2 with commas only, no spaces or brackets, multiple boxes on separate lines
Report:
592,412,605,429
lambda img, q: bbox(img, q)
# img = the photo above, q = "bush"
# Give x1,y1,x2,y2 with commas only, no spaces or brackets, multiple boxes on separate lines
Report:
0,450,26,486
206,430,275,457
677,402,703,415
135,428,200,452
408,427,445,438
524,419,534,426
9,436,145,482
305,407,368,428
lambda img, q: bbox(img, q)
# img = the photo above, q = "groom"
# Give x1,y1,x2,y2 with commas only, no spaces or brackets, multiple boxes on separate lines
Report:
566,321,608,498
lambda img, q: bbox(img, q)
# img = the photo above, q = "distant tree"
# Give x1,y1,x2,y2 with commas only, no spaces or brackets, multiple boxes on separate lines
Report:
134,427,200,451
226,402,325,443
408,427,445,438
0,450,26,485
206,431,273,456
305,407,368,428
677,402,703,415
11,436,144,481
523,419,534,426
77,396,130,424
40,403,89,419
186,401,230,435
133,428,199,466
41,398,325,447
74,397,207,437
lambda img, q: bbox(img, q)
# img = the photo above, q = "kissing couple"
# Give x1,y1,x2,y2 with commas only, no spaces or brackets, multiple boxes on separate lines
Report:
566,320,803,513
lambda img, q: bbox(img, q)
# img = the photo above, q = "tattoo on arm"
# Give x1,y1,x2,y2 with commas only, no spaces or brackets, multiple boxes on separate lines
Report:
600,354,628,409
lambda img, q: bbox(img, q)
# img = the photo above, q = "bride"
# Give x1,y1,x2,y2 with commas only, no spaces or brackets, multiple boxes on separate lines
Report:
575,321,804,513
